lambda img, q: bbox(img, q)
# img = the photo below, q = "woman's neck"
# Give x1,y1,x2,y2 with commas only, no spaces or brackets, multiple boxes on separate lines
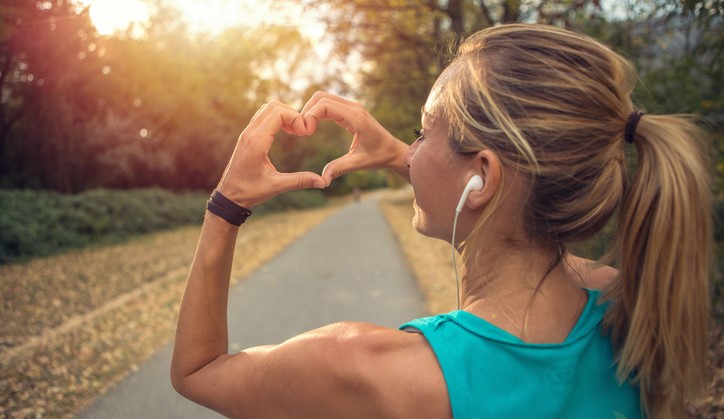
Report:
459,245,588,343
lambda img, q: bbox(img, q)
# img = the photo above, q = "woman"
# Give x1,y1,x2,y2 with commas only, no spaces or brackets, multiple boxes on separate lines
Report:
170,24,712,418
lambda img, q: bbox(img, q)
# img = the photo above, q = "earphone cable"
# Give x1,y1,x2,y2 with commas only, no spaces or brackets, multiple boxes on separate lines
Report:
452,211,461,310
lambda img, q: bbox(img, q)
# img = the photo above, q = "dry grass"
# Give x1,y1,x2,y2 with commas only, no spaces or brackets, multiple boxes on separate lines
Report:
0,204,340,418
379,187,723,418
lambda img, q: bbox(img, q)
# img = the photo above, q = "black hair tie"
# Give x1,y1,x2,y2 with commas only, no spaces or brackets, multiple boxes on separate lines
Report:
624,111,644,144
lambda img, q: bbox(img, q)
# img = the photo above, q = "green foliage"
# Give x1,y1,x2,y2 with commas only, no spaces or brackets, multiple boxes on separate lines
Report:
0,188,327,264
254,190,327,215
714,200,724,301
269,123,350,178
310,0,603,143
325,171,390,196
0,188,205,263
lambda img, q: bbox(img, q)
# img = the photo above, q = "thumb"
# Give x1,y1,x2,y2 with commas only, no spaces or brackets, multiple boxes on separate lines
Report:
321,159,347,187
322,154,366,186
275,171,326,192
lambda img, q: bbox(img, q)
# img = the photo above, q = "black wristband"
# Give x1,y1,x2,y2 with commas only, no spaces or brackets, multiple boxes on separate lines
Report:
206,189,252,226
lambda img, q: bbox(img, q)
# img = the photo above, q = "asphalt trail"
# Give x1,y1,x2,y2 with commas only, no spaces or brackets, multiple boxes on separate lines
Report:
76,193,428,418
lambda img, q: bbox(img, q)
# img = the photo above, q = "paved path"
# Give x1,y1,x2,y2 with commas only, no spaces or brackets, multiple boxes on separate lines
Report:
76,193,428,418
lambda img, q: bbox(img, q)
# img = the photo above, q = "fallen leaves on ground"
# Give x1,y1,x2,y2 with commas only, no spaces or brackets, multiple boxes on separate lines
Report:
0,204,340,418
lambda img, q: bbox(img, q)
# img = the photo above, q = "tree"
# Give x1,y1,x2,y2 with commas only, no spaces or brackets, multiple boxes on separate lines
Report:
0,1,326,191
0,0,107,191
578,1,723,191
304,1,602,141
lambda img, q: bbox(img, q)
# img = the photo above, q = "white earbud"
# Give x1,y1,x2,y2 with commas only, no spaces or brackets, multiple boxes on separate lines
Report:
451,174,484,309
455,175,484,214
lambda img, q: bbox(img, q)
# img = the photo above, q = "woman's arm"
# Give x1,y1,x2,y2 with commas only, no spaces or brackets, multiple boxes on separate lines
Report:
170,212,240,415
170,101,324,414
169,98,444,418
171,215,447,418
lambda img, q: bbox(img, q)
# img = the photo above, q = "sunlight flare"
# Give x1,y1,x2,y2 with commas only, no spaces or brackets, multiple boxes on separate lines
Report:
86,0,149,35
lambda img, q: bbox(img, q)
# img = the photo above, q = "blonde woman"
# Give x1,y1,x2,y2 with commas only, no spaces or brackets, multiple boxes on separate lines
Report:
171,24,712,418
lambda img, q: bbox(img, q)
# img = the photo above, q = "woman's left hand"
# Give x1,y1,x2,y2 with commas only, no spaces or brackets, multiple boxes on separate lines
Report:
216,101,326,208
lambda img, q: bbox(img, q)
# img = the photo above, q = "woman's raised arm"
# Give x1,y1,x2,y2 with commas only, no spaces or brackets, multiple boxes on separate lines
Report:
169,99,446,418
169,101,325,414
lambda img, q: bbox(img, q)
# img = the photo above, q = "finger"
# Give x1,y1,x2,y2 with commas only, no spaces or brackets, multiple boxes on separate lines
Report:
242,102,305,150
273,171,326,192
264,101,307,136
299,91,326,115
280,113,307,137
303,101,361,137
302,95,366,136
300,91,353,115
321,154,368,186
248,102,269,124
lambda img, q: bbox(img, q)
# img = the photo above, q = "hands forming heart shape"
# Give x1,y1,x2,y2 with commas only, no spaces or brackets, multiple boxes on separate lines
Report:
216,92,411,208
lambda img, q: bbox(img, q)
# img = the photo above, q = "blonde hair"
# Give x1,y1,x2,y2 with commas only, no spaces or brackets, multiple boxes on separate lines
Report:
437,23,712,417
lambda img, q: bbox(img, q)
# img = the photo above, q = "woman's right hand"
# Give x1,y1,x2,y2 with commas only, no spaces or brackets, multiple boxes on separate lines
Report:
301,92,410,186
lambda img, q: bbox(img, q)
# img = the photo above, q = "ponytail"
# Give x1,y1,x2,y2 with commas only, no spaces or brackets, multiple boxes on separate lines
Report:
604,115,713,417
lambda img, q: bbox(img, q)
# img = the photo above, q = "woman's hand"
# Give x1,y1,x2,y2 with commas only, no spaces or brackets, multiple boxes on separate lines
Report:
301,92,410,186
216,101,326,208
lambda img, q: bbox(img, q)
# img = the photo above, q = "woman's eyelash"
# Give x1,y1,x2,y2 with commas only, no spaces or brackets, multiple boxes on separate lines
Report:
413,128,424,141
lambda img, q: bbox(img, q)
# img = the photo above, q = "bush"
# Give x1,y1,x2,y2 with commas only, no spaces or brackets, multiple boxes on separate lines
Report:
254,189,327,215
0,188,206,263
325,170,391,196
0,188,327,264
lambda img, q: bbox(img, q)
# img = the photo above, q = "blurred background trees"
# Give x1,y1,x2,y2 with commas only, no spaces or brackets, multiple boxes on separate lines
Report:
0,0,349,192
312,0,722,146
0,0,721,194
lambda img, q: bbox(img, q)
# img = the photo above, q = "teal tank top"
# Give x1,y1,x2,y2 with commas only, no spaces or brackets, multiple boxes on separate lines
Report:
399,289,641,418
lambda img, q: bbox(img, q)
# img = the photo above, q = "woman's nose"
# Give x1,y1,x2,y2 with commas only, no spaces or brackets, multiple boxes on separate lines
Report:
404,141,419,168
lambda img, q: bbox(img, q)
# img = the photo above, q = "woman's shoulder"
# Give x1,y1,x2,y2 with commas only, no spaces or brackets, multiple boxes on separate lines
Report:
234,321,451,419
321,322,452,418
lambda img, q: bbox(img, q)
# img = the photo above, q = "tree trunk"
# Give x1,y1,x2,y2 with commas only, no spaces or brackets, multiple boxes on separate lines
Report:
446,0,466,38
503,0,521,23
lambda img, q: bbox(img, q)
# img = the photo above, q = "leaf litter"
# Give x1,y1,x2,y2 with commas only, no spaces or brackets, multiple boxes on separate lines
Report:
0,205,341,418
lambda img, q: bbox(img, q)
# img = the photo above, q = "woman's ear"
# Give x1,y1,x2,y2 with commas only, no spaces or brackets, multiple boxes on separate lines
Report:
466,150,501,210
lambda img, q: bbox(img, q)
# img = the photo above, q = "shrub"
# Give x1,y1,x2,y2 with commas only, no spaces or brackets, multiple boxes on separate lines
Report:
254,189,327,215
0,188,326,264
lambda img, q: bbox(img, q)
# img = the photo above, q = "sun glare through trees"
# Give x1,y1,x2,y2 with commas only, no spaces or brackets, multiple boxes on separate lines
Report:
85,0,150,35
